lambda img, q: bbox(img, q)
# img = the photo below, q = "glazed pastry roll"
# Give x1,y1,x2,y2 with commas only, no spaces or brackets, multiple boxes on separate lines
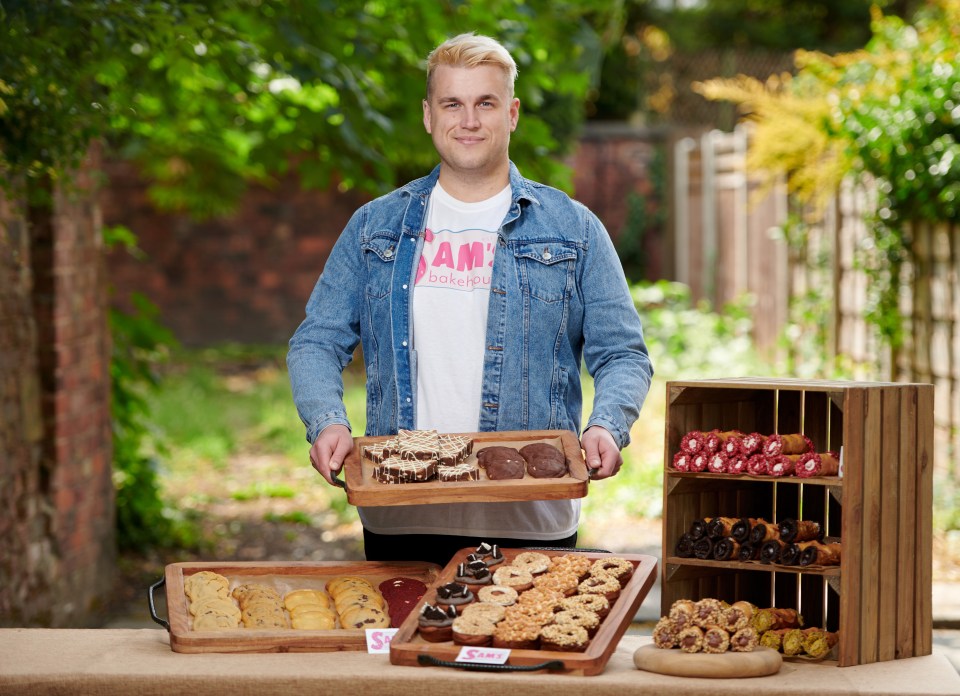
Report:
688,518,711,540
677,625,705,653
693,537,715,560
801,628,839,658
779,542,803,566
763,433,813,457
679,430,707,455
702,625,731,653
668,599,697,628
693,597,724,628
712,537,741,561
721,433,744,457
674,533,696,558
706,452,729,473
689,453,709,472
796,450,840,478
748,520,779,544
671,451,691,472
778,518,823,543
737,541,760,561
746,453,771,475
781,627,806,656
759,538,787,564
727,454,749,474
731,517,760,543
706,516,740,539
719,603,751,632
730,626,759,652
759,627,790,651
652,616,680,649
739,432,766,455
768,454,798,477
798,541,842,567
752,607,802,633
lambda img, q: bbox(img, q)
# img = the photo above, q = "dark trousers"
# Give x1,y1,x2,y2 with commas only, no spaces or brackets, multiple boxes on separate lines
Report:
362,528,580,568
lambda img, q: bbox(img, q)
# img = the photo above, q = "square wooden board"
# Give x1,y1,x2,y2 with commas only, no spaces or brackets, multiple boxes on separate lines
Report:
389,548,658,676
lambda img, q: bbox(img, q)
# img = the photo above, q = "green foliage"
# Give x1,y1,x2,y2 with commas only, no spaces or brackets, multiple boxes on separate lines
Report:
699,1,958,355
2,0,623,214
805,2,960,348
632,280,764,378
107,224,190,550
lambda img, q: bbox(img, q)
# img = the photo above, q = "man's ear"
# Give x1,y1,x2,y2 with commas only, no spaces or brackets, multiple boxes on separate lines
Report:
423,99,432,134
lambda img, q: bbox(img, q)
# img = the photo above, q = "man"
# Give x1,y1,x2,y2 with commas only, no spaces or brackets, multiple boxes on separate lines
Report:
287,33,653,566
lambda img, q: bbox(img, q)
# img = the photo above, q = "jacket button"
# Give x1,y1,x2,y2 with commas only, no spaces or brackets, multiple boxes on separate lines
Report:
543,251,552,260
385,249,393,258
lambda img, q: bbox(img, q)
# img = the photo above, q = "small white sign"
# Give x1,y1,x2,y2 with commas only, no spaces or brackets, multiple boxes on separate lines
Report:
365,628,398,653
838,445,844,479
456,646,511,664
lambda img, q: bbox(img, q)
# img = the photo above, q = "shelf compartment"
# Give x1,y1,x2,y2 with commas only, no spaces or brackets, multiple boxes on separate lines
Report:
661,378,933,667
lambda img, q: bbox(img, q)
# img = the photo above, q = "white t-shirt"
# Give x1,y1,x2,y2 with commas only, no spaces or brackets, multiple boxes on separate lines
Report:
413,182,504,432
358,183,580,539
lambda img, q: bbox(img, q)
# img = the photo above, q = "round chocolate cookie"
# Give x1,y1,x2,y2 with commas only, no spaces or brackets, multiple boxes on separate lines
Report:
476,446,525,480
519,442,568,478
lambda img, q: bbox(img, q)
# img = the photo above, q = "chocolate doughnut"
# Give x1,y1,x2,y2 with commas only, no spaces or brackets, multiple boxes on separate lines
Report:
519,442,568,478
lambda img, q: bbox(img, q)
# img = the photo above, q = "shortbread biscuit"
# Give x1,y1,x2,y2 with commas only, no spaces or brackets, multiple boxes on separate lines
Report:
291,610,337,630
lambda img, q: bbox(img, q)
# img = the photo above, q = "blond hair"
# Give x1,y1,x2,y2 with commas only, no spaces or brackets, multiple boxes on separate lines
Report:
425,33,518,99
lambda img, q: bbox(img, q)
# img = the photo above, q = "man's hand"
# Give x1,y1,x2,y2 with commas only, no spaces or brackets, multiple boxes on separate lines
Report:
581,426,623,480
309,424,353,485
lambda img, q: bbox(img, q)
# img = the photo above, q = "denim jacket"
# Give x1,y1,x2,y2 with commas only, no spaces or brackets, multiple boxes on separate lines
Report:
288,162,653,451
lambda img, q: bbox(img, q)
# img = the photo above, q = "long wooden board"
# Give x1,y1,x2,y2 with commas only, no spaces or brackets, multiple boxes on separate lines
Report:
164,560,441,653
341,429,589,507
389,548,658,676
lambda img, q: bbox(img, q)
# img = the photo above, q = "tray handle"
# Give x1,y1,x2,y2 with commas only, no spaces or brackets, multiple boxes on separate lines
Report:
331,473,348,490
148,576,170,630
417,654,566,672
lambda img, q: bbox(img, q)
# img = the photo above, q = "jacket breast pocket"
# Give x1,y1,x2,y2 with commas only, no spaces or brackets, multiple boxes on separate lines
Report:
361,234,399,300
514,242,577,303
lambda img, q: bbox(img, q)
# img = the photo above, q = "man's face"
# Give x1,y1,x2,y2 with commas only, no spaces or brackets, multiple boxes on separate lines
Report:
423,64,519,182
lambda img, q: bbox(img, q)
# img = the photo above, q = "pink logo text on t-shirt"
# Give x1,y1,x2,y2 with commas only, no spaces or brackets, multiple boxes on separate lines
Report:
416,227,495,290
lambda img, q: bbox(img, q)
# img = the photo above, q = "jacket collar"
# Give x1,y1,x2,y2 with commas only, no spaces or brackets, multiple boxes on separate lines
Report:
401,162,541,208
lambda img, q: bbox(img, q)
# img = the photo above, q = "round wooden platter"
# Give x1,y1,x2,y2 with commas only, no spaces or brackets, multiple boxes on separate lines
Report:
633,644,782,678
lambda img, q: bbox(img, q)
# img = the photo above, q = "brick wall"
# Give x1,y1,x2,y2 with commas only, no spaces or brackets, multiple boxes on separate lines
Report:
0,148,115,627
101,159,371,347
103,125,668,347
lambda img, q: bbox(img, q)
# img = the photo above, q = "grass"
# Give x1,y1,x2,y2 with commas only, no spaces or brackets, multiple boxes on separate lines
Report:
146,344,669,537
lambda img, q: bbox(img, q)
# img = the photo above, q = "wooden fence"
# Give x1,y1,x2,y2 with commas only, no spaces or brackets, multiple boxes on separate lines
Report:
672,125,958,479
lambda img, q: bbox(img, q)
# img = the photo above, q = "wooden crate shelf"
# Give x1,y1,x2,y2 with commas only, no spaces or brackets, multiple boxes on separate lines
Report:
661,378,934,667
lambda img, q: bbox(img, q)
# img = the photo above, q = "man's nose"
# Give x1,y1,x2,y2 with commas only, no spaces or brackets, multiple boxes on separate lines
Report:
460,106,480,128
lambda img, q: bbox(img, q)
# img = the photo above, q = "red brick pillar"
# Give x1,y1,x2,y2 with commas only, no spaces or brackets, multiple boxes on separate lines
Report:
0,147,115,627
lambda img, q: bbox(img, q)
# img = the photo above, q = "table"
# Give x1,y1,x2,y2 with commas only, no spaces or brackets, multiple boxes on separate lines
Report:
0,629,957,696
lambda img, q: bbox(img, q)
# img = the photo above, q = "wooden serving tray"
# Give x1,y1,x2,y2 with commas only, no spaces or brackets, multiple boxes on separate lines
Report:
633,644,782,678
340,429,590,507
162,560,441,653
389,548,658,676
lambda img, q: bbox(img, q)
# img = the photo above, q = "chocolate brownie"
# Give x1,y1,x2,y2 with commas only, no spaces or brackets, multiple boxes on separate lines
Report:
437,461,480,482
519,442,568,478
373,456,437,483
